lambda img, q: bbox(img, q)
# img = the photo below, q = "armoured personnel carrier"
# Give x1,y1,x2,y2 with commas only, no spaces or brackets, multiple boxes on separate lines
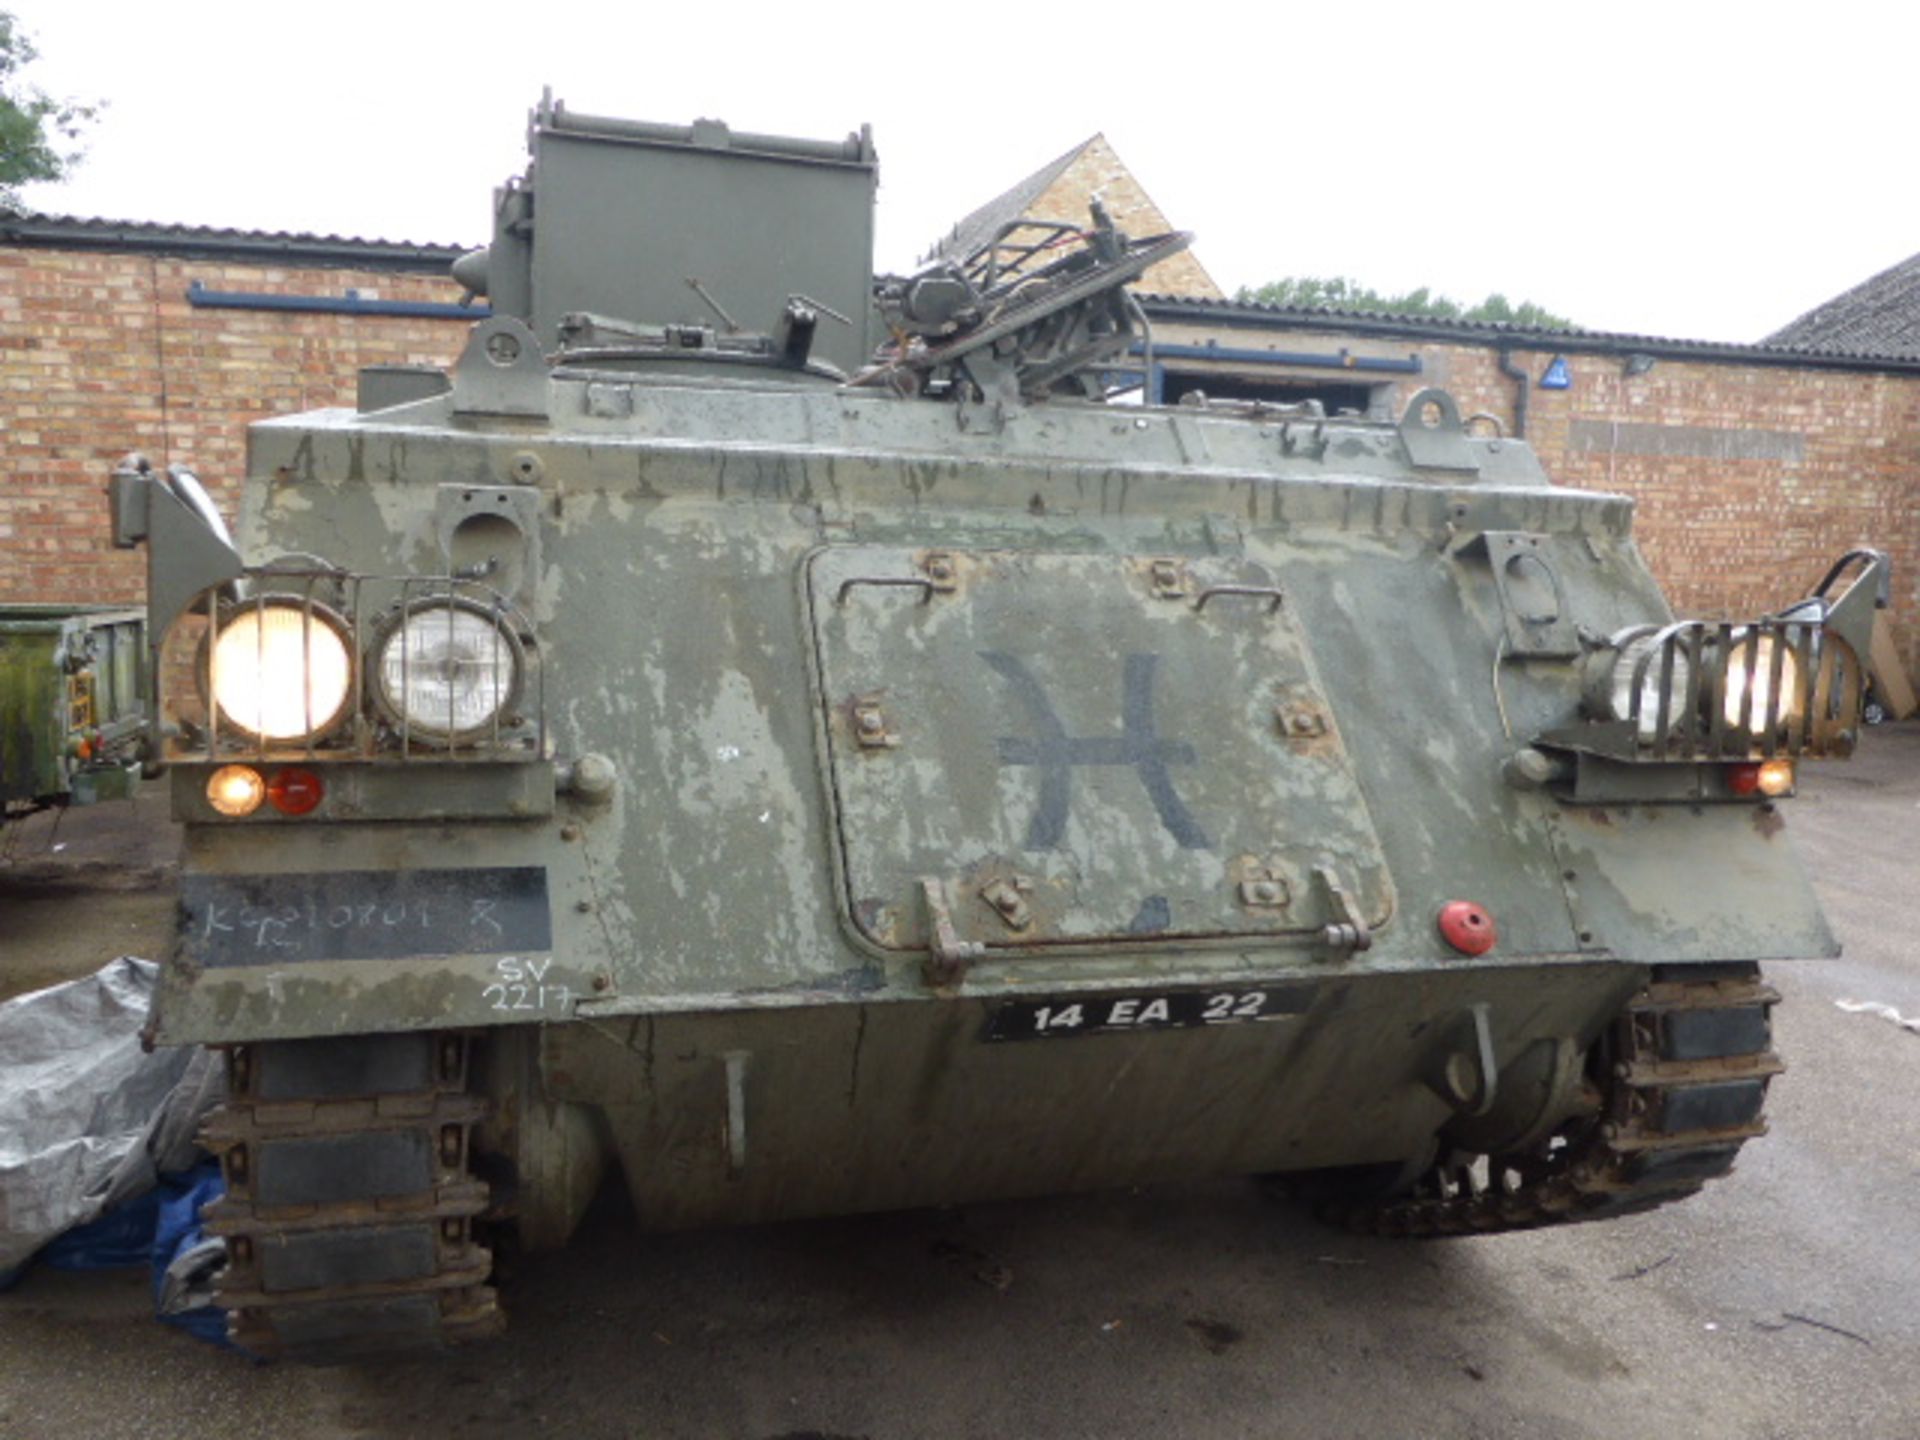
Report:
110,96,1888,1358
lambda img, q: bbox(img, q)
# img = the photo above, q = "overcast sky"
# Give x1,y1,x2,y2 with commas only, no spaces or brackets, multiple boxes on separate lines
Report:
10,0,1917,345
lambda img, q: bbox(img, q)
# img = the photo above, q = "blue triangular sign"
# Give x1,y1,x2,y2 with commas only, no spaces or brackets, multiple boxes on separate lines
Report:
1538,355,1572,390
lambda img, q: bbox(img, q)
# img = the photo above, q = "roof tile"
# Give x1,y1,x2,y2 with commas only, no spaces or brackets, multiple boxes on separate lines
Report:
1139,292,1920,370
1765,251,1920,359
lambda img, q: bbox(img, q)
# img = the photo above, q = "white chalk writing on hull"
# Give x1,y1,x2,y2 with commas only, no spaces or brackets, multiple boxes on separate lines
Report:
482,955,571,1012
199,897,512,950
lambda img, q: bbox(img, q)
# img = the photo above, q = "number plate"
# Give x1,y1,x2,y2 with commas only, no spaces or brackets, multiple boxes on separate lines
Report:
981,985,1314,1042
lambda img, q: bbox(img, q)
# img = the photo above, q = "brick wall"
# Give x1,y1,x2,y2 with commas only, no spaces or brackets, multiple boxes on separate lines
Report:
1150,318,1920,680
1450,344,1918,681
0,245,468,603
5,242,1915,684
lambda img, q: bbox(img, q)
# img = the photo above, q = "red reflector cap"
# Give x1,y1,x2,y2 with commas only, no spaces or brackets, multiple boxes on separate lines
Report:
266,766,325,816
1727,763,1762,796
1438,900,1497,956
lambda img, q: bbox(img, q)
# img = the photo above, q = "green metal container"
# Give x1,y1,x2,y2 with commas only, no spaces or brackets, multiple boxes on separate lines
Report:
0,604,147,812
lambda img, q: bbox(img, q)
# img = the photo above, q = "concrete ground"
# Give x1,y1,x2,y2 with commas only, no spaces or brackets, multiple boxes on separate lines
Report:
0,783,180,1002
2,729,1917,1439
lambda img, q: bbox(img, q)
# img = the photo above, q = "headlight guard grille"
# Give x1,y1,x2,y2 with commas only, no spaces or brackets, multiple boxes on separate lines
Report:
171,566,544,764
1546,617,1865,763
1625,618,1860,760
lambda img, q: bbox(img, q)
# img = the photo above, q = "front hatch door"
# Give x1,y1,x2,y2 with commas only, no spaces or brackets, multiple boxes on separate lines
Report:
806,547,1394,955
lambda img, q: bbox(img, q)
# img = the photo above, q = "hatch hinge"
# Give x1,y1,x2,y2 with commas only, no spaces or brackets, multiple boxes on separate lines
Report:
921,877,985,986
1313,864,1374,957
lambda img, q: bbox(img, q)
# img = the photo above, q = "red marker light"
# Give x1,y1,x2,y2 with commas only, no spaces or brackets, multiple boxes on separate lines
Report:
1727,763,1763,796
1438,900,1497,956
266,767,325,816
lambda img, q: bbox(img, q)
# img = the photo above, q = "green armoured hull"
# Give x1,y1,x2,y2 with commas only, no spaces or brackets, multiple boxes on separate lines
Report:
147,372,1833,1229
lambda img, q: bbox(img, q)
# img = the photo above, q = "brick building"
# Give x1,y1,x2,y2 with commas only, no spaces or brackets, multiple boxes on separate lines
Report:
0,214,475,604
926,142,1920,682
3,164,1917,683
923,134,1223,301
1767,247,1920,358
1130,295,1920,678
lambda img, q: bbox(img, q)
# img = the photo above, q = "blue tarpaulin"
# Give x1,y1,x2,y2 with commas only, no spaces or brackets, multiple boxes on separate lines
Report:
0,960,234,1347
12,1160,235,1349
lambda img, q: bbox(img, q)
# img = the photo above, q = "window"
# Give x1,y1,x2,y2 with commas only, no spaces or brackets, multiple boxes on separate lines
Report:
1158,369,1383,417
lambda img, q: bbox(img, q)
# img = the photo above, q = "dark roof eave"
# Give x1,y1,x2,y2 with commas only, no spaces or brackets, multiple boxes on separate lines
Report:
1137,294,1920,376
0,211,471,274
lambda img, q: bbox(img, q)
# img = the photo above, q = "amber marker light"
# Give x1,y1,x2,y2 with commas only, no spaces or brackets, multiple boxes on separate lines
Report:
206,764,265,817
1757,759,1795,798
266,767,325,816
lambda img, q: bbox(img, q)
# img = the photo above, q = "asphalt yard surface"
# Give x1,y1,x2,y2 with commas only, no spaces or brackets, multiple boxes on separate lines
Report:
2,728,1917,1439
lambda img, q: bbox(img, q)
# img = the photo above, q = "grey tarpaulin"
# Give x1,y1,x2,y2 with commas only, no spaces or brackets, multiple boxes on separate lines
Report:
0,957,225,1273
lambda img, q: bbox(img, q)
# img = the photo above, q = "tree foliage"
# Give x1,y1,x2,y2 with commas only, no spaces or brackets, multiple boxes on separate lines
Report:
0,11,100,203
1235,275,1574,330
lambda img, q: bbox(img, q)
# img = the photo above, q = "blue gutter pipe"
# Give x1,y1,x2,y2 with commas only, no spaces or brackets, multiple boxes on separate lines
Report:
1128,340,1422,375
187,280,490,321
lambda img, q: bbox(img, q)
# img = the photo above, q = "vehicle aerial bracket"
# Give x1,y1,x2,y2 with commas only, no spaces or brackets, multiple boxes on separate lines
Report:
107,455,245,748
1461,531,1580,658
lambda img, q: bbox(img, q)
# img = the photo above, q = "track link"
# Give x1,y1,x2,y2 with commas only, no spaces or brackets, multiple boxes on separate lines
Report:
1325,963,1782,1237
199,1032,503,1359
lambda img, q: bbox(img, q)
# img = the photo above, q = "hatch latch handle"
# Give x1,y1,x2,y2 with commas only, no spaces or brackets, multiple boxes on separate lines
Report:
1193,584,1284,616
838,576,936,607
921,877,985,986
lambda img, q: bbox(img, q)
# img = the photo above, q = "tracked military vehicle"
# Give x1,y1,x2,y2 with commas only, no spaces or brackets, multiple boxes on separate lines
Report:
110,96,1889,1358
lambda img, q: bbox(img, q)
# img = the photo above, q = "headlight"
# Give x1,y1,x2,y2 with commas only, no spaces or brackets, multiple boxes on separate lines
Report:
1722,630,1801,735
372,599,524,744
206,600,354,743
1596,629,1693,740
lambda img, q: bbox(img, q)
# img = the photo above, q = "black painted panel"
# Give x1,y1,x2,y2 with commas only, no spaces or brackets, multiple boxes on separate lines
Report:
180,867,551,967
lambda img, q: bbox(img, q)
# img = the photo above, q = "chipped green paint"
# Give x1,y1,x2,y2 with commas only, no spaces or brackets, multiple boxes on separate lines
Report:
139,350,1850,1234
0,628,63,804
0,606,146,809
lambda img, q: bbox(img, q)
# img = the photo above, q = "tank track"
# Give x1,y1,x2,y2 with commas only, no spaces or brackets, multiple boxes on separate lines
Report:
198,1033,503,1359
1324,963,1783,1238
